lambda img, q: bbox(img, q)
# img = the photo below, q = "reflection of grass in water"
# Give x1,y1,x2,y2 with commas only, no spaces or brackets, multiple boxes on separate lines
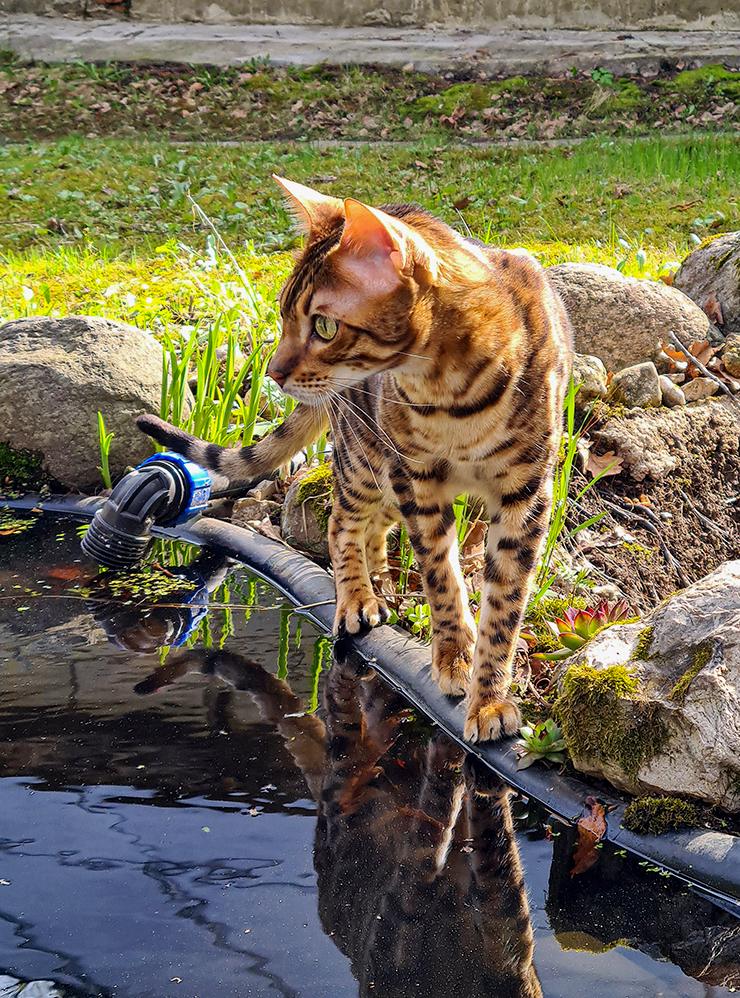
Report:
0,509,38,535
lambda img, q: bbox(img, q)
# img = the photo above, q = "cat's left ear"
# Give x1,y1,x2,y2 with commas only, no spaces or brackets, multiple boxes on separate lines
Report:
272,175,344,238
334,199,438,294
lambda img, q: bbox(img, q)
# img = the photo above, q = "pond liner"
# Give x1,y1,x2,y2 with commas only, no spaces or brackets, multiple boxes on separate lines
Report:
6,492,740,908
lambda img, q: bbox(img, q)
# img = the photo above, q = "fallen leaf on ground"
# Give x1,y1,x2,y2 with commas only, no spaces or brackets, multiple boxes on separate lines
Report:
703,292,724,327
585,450,624,479
571,795,608,877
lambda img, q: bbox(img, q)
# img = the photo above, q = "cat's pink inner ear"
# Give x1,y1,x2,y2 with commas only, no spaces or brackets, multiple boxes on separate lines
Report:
272,175,344,236
335,199,405,294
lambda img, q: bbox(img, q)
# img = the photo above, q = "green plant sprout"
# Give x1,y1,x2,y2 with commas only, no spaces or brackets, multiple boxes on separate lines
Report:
96,411,114,489
514,719,567,770
533,599,630,661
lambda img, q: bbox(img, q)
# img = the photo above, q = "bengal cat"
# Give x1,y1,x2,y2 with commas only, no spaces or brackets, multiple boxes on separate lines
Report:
137,176,572,742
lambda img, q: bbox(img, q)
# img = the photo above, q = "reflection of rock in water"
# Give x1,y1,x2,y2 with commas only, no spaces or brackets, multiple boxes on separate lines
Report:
547,822,740,990
311,658,543,998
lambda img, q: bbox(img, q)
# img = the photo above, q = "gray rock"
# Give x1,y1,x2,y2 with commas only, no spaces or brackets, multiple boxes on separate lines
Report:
554,560,740,810
673,231,740,338
594,397,740,481
572,352,608,405
723,331,740,378
610,361,661,409
682,376,719,402
547,262,717,373
0,316,175,490
658,374,686,408
280,464,333,562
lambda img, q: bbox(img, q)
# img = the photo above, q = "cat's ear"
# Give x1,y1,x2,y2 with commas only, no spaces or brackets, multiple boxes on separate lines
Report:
335,199,438,294
272,175,344,237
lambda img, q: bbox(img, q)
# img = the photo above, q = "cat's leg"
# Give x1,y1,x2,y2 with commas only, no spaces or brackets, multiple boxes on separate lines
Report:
364,504,399,577
464,487,551,742
391,468,476,696
330,478,391,636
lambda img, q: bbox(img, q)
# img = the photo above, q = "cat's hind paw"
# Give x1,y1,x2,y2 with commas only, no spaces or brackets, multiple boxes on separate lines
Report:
432,651,473,698
463,699,521,744
333,594,391,636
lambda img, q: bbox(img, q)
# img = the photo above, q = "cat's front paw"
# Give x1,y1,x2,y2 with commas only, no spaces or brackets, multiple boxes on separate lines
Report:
463,699,521,744
333,593,391,636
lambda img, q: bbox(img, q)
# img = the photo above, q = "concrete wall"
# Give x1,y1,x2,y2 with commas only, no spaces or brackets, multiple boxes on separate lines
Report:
1,0,738,31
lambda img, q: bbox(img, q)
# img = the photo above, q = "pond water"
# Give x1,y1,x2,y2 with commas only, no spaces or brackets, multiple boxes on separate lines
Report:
1,514,740,998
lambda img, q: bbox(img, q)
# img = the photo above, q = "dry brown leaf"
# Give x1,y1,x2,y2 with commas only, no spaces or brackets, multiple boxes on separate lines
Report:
461,519,487,559
571,796,608,877
703,292,724,328
585,450,624,479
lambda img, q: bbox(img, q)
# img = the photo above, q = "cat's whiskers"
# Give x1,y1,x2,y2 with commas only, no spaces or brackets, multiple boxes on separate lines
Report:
322,395,355,476
326,388,423,467
330,379,425,407
325,392,382,493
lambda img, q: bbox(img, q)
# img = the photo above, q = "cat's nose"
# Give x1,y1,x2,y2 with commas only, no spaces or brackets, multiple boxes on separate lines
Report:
267,365,287,387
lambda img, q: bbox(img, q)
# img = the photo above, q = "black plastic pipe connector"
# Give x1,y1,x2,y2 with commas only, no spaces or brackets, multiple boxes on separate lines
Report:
80,458,192,570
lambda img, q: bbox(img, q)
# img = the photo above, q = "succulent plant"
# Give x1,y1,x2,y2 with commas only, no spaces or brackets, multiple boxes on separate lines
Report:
514,719,567,770
532,599,630,661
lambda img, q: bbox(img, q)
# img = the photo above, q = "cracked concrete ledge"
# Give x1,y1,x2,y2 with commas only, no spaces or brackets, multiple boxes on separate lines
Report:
1,14,740,74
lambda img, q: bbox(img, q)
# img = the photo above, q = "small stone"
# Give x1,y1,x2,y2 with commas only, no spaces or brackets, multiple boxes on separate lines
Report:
280,464,333,562
723,332,740,378
682,377,719,402
658,375,686,408
572,352,608,405
232,497,280,527
610,362,662,409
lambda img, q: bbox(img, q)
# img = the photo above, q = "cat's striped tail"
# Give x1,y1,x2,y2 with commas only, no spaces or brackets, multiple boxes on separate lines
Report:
136,403,327,486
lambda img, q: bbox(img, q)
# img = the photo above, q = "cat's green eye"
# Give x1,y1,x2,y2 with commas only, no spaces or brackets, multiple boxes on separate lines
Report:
313,315,339,341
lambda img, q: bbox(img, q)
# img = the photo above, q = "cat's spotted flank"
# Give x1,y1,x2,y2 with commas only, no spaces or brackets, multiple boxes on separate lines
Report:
137,175,572,742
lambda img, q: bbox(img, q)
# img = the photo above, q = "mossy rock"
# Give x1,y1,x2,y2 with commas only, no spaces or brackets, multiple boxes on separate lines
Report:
589,79,648,118
280,463,333,561
550,561,740,811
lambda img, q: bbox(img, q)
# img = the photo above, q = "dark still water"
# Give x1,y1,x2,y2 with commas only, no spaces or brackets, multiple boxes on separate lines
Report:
0,514,739,998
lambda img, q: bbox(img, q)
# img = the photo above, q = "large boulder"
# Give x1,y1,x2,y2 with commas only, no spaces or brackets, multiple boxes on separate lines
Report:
673,231,740,339
547,262,718,373
553,561,740,810
0,316,170,490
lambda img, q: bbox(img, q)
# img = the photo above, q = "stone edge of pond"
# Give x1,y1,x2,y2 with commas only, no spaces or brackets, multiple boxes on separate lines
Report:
6,493,740,909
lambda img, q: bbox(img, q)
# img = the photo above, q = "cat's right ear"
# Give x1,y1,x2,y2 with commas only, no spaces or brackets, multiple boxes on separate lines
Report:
272,176,344,238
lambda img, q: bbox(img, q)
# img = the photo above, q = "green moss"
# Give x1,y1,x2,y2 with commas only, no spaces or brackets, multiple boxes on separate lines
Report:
554,662,669,779
667,64,740,95
589,79,648,117
525,595,588,654
669,641,713,703
630,626,654,661
412,77,530,117
623,796,700,835
0,440,48,492
295,463,334,533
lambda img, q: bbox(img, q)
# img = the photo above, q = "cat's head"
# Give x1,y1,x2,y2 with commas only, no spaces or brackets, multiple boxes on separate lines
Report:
267,176,442,401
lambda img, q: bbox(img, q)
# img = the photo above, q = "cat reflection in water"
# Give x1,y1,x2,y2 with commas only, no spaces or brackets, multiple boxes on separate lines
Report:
138,644,543,998
137,176,571,743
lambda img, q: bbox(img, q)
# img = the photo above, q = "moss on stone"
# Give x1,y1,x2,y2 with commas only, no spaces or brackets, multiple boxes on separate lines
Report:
630,625,655,662
623,795,700,835
295,463,334,533
554,662,669,779
0,440,48,491
669,641,713,703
